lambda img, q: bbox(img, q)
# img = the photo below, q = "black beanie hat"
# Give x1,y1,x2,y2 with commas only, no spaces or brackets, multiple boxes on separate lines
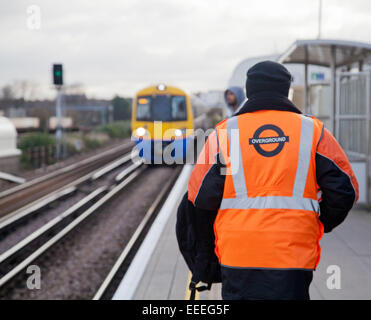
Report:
246,61,292,98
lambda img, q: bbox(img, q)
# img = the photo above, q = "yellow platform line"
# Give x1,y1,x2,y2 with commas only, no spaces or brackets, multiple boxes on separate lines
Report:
184,271,199,300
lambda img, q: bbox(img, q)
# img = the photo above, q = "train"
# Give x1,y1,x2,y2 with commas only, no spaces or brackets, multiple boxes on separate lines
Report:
48,116,74,131
7,117,75,132
7,117,40,132
131,84,208,164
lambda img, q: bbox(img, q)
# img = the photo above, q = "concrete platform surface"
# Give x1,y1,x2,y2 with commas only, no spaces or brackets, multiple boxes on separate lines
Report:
132,202,371,300
310,208,371,300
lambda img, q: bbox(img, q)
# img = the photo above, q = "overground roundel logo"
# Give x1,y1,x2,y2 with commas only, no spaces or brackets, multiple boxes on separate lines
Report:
249,124,289,157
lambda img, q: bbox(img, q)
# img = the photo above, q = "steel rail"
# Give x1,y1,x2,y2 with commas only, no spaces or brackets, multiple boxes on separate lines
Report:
0,166,146,288
0,186,76,231
0,141,133,199
0,187,107,265
0,151,134,232
0,143,134,217
93,167,180,300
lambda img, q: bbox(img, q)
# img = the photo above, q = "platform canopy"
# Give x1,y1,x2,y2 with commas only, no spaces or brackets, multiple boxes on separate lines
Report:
278,39,371,68
278,39,371,134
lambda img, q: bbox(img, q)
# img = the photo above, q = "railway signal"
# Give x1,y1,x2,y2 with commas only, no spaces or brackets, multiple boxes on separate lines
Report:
53,64,63,85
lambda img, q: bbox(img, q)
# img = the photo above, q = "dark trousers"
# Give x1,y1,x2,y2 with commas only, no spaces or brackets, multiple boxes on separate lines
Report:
221,267,313,300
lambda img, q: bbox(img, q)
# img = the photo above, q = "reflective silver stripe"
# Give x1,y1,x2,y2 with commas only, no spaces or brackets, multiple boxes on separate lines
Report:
220,114,318,213
293,115,314,197
220,195,319,212
220,264,314,271
226,116,247,196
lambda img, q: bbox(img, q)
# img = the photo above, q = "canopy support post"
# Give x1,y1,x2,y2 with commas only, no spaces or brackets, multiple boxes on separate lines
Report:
304,45,309,114
330,45,337,137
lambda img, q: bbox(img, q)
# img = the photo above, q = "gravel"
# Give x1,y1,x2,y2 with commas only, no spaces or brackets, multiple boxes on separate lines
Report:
0,165,178,299
0,157,134,255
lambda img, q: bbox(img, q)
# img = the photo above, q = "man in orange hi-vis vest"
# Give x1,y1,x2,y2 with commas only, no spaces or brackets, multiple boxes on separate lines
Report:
179,61,359,300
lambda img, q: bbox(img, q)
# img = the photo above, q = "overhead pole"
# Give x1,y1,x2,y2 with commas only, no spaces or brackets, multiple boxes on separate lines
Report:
55,87,63,159
52,64,64,160
330,46,337,137
304,45,309,114
317,0,322,39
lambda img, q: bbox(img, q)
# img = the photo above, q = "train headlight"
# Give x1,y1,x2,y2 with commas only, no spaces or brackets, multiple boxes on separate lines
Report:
136,127,146,137
174,129,182,137
157,84,166,91
174,128,186,137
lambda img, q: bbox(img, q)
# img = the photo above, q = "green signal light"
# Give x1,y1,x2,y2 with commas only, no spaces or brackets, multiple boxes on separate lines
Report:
53,64,63,85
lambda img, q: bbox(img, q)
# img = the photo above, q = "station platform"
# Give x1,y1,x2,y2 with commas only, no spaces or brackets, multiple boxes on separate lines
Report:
113,165,371,300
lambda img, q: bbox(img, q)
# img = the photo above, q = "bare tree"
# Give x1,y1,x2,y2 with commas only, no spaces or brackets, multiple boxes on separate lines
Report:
12,80,40,100
1,85,15,100
64,82,85,96
0,80,40,101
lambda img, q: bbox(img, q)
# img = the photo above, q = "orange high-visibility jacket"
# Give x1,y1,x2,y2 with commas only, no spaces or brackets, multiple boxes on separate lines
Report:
188,110,359,271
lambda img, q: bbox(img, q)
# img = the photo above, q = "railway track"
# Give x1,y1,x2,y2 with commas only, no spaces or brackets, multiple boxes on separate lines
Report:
0,164,145,289
0,151,140,237
0,141,134,217
93,167,180,300
0,135,183,299
0,162,181,299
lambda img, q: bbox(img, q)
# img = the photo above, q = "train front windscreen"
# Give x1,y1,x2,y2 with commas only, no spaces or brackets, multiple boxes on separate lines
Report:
136,95,187,122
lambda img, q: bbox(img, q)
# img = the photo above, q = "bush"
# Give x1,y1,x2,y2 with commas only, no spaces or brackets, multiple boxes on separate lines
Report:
94,121,131,139
18,133,56,150
18,133,79,168
82,136,101,150
18,133,56,169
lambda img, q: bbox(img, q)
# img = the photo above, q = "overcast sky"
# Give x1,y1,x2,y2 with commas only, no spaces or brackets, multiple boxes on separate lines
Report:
0,0,371,99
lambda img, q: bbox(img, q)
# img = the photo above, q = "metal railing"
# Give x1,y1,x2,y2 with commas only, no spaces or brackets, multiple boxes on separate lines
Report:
336,71,370,204
336,71,370,161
